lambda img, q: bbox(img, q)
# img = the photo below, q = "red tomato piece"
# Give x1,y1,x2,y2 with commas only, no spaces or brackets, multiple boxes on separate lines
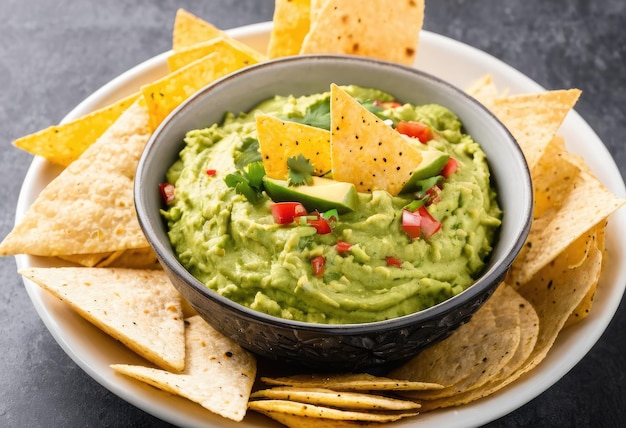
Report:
271,202,307,224
418,206,442,239
206,169,217,176
335,241,353,253
396,120,434,143
374,100,403,109
311,256,326,277
158,182,176,205
401,209,421,240
307,217,332,235
386,256,403,268
441,157,458,178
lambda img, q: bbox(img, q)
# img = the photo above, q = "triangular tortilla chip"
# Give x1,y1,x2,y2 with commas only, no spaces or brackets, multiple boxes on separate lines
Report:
300,0,425,66
257,113,332,179
19,267,185,372
267,0,311,59
167,36,265,72
112,315,256,422
172,9,222,51
329,84,422,195
465,74,500,110
0,101,151,257
491,89,581,169
13,92,139,167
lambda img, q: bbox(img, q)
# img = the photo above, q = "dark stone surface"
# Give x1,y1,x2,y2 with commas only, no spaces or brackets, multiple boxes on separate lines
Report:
0,1,624,427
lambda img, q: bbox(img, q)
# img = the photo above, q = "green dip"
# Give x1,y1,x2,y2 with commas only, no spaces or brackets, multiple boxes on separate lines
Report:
161,85,502,324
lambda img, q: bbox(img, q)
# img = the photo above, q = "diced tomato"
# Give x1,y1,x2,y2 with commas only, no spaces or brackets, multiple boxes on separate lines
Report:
396,120,434,143
206,169,217,176
386,256,403,268
271,202,308,224
374,100,402,109
441,157,458,178
425,185,442,205
418,206,442,239
306,217,332,235
159,182,176,205
311,256,326,277
401,209,421,240
335,241,353,253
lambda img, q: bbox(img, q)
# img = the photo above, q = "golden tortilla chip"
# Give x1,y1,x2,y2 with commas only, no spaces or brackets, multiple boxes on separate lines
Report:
13,92,138,167
465,74,500,109
491,89,581,169
57,251,121,268
300,0,425,66
257,113,331,179
261,372,442,391
248,399,418,422
330,84,422,195
251,387,421,411
20,267,185,372
510,165,624,286
419,241,603,411
267,0,311,59
172,9,222,51
167,36,265,72
310,0,327,23
0,101,151,257
390,284,521,400
112,315,256,422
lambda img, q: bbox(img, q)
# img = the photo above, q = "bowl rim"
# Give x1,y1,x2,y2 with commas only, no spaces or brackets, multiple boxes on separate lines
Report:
135,54,533,333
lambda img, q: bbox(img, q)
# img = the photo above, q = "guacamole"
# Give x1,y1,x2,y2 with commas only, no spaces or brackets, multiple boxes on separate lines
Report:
161,85,502,324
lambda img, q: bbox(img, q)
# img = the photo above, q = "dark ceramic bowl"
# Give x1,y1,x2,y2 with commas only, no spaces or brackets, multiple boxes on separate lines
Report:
135,55,532,371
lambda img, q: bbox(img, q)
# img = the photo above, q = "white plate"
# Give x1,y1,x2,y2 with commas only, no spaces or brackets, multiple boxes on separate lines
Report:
15,21,626,428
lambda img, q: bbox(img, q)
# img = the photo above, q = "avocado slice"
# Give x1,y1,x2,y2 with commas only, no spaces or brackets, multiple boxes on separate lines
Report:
400,149,450,194
263,176,358,213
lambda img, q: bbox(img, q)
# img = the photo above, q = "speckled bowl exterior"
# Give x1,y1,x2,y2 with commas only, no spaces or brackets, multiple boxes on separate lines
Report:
135,55,533,371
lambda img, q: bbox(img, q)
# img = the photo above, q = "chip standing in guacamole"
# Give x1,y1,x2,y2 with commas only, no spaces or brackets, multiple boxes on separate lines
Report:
161,85,502,324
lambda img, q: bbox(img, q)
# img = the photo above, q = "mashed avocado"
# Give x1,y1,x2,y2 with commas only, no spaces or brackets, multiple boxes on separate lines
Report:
162,85,502,324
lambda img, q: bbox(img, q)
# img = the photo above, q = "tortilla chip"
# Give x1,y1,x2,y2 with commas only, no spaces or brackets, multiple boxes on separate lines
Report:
261,372,442,391
330,84,422,195
310,0,327,23
465,74,500,109
248,399,418,422
57,251,121,268
112,315,256,422
0,101,151,257
389,284,521,399
172,9,222,51
491,89,581,169
510,165,624,286
301,0,424,65
419,241,603,411
257,113,331,179
267,0,311,59
251,387,421,410
19,267,185,372
167,36,265,72
247,410,377,428
13,92,138,167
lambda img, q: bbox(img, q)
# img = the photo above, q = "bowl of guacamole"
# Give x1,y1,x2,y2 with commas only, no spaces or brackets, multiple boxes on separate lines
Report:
135,55,532,370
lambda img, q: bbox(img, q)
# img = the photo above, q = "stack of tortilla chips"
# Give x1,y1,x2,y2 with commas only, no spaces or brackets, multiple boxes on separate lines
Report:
1,2,624,426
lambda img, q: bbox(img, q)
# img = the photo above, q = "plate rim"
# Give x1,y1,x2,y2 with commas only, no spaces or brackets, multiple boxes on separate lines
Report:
13,20,626,428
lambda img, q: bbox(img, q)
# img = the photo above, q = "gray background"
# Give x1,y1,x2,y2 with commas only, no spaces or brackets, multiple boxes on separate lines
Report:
1,0,624,427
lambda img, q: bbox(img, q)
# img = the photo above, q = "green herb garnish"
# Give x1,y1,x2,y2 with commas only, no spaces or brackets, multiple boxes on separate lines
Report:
224,161,266,204
287,154,314,186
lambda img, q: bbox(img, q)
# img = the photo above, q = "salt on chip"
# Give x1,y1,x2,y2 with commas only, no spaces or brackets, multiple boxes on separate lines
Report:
390,284,521,400
261,372,442,391
251,387,421,410
0,101,151,257
172,9,222,51
257,113,331,179
13,92,138,167
167,36,265,72
112,315,256,422
300,0,425,66
267,0,311,59
491,89,581,169
19,267,185,372
330,84,422,195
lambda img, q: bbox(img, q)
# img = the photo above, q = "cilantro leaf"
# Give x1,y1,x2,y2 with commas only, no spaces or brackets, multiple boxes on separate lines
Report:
234,137,262,169
287,154,314,186
224,161,266,204
282,98,331,130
